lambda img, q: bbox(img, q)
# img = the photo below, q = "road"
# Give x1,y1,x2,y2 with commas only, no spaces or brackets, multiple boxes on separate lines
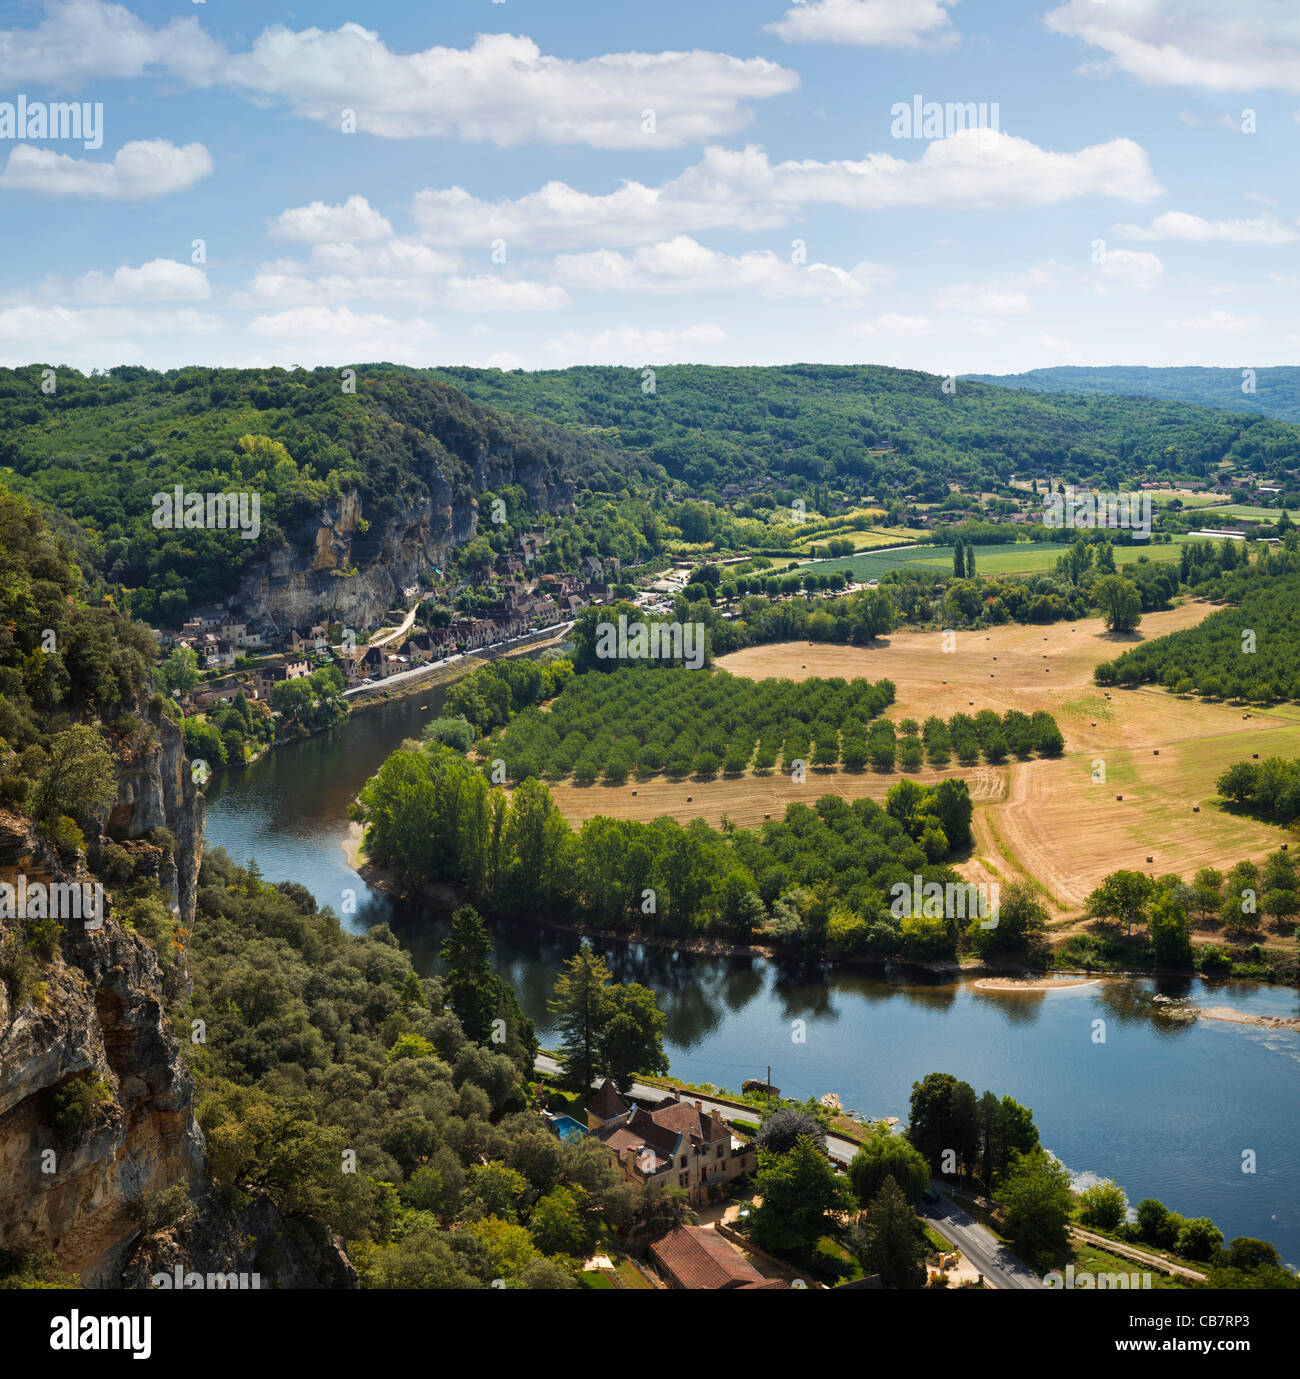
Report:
921,1185,1044,1289
344,622,574,697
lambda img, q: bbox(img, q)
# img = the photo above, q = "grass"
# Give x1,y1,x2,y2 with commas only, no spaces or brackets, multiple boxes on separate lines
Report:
581,1270,614,1289
1062,1239,1186,1290
798,538,1189,583
1193,503,1290,520
922,1222,954,1252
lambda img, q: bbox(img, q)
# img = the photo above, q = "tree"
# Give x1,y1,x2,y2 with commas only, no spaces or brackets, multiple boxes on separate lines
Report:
529,1185,589,1257
748,1135,854,1255
907,1072,979,1176
548,945,611,1093
157,646,200,698
441,906,497,1044
1176,1217,1224,1262
997,1150,1073,1258
850,1175,927,1289
755,1107,826,1156
1077,1179,1128,1231
968,880,1047,956
849,1128,930,1207
32,725,118,826
599,982,669,1091
1149,889,1194,969
1092,574,1142,633
1083,870,1155,938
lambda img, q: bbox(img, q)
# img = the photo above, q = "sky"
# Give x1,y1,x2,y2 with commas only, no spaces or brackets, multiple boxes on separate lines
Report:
0,0,1298,374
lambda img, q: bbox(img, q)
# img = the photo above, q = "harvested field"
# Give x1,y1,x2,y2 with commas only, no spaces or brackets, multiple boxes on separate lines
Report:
547,764,1004,832
545,601,1300,931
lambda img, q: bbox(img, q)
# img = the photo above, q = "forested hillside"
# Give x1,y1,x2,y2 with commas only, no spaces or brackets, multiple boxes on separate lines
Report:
0,366,650,622
968,366,1300,427
432,363,1300,493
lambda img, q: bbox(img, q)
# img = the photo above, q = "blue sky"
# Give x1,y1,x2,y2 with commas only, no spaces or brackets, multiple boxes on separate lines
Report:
1,0,1298,373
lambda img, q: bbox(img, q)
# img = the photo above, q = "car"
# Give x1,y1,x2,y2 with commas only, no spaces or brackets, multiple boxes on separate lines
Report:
921,1188,940,1204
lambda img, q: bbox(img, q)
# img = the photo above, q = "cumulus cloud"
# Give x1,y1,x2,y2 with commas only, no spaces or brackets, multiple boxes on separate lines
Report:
224,26,797,148
73,258,210,303
248,305,439,365
0,304,220,368
0,139,212,198
1046,0,1300,93
0,0,225,86
1115,211,1297,244
544,323,726,365
0,2,797,148
852,314,935,336
1096,249,1164,292
933,282,1030,315
269,196,394,244
766,0,959,50
414,132,1162,250
552,236,893,299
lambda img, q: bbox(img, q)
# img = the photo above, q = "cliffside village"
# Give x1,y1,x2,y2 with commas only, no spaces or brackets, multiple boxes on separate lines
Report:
152,528,646,710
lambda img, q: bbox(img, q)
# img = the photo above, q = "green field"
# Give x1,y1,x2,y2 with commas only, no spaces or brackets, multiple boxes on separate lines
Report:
800,538,1189,583
1191,503,1289,520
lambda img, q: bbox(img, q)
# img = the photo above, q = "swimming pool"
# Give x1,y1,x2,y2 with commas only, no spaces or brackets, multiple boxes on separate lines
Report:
548,1114,588,1143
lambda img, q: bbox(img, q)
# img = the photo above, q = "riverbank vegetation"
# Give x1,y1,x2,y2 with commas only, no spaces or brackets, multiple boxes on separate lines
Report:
181,849,695,1288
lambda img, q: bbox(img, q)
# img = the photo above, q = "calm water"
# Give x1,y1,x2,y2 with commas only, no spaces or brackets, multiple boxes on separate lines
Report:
205,691,1300,1266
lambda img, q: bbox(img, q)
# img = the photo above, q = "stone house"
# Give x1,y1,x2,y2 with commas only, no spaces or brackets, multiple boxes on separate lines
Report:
585,1081,756,1205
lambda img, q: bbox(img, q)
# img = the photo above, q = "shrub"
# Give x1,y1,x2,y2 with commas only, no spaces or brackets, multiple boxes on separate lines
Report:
48,1075,114,1136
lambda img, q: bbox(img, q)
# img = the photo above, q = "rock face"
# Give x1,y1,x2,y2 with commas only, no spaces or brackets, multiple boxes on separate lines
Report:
234,440,577,632
0,855,204,1285
121,1186,359,1291
0,700,206,1286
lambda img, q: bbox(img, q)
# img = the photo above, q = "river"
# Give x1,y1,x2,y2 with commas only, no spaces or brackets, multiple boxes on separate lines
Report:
204,687,1300,1267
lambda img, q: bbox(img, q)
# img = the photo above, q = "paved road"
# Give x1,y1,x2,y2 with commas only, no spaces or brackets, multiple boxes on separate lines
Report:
533,1056,861,1162
921,1184,1044,1290
345,622,574,697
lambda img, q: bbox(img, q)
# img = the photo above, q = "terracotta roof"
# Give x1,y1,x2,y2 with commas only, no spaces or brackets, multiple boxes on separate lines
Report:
650,1097,730,1145
586,1077,628,1123
650,1227,785,1290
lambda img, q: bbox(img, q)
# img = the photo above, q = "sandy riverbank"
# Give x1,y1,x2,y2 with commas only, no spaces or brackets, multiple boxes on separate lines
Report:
973,976,1100,992
1198,1006,1300,1031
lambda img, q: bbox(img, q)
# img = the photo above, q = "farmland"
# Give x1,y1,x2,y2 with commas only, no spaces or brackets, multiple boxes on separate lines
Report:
796,538,1191,584
542,602,1299,937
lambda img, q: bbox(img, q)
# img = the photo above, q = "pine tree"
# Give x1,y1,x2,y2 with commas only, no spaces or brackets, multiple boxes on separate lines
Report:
548,944,612,1092
953,540,965,579
851,1175,928,1288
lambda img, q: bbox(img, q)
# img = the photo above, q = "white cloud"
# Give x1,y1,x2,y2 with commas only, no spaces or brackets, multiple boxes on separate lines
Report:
270,196,394,244
0,139,212,198
414,132,1162,250
933,282,1029,315
1115,211,1297,244
440,276,571,312
1166,309,1265,332
0,304,220,367
1245,191,1278,206
1097,249,1164,292
225,26,797,148
765,0,958,49
0,0,225,86
544,323,726,365
1046,0,1300,93
852,314,935,336
248,305,439,365
73,258,210,303
552,236,893,299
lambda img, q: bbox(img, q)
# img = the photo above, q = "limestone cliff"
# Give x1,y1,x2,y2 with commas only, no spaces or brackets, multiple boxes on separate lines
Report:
235,396,582,631
0,697,206,1285
0,815,204,1285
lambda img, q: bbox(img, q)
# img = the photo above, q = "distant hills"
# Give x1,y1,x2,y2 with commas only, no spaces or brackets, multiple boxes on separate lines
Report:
966,367,1300,426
